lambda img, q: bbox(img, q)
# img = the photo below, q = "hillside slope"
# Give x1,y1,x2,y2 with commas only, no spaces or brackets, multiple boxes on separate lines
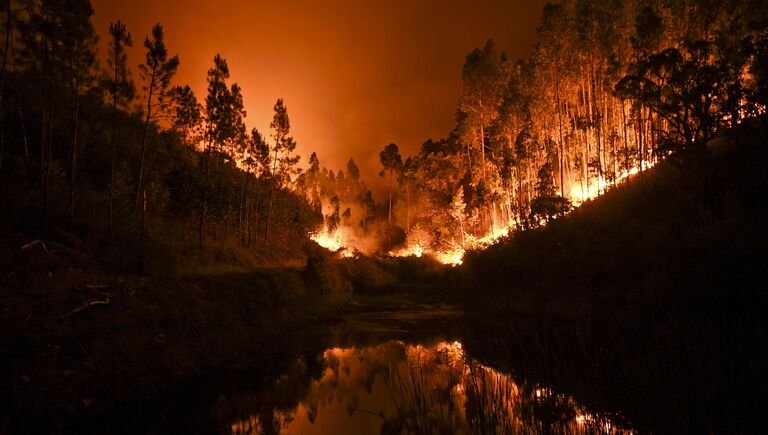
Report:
457,118,768,320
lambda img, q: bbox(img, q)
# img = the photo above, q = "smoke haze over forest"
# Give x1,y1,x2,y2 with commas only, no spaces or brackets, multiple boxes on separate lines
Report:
92,0,549,194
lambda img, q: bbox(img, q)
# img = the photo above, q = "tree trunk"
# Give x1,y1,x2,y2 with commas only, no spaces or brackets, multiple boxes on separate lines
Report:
41,60,54,229
199,142,210,247
68,42,86,221
387,171,392,249
517,165,525,228
265,187,275,244
139,190,147,249
135,69,156,213
405,183,410,235
223,214,228,244
69,72,79,220
108,43,120,238
0,91,4,169
491,202,496,233
108,115,117,236
240,172,249,245
251,196,260,248
580,150,587,202
587,66,604,196
577,76,590,201
0,0,11,170
610,100,617,184
555,73,565,198
16,89,29,169
480,123,486,180
638,107,644,172
621,100,629,175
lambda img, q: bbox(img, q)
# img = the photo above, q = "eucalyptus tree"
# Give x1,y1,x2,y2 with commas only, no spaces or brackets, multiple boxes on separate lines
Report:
379,142,403,230
530,162,570,224
456,39,508,177
536,2,574,198
305,151,321,207
358,189,375,235
346,157,360,182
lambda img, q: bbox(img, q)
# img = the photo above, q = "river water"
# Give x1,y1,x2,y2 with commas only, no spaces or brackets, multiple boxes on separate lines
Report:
207,301,634,434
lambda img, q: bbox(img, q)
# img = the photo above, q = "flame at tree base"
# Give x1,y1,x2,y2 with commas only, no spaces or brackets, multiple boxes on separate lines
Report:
310,159,659,266
389,226,512,266
310,228,354,258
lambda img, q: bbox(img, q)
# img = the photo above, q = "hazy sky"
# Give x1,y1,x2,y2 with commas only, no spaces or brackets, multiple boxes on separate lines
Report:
92,0,548,185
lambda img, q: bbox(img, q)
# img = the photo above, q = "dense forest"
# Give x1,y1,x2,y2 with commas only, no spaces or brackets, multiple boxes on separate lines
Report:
325,0,768,262
0,0,766,271
0,0,325,271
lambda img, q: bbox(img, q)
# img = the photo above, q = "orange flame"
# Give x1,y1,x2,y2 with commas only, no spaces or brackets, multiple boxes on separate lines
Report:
310,158,659,266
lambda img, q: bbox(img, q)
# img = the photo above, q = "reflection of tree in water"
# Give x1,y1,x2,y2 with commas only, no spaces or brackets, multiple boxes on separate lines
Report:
220,341,630,434
382,343,466,434
382,342,629,434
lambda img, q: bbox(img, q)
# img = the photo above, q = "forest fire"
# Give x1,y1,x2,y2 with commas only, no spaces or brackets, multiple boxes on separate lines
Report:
1,0,765,432
310,228,344,252
309,154,656,266
310,228,355,258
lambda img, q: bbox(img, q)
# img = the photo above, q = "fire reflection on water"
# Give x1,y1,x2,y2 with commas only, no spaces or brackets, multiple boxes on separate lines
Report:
226,341,633,434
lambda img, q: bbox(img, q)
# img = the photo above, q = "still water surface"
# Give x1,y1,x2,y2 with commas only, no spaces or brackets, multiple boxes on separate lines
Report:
212,303,634,434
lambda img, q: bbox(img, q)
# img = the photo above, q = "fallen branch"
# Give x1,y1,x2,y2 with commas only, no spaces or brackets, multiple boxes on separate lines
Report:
20,240,55,254
60,298,110,319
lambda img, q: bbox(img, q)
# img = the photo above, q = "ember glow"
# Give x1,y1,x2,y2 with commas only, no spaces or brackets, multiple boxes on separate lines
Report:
310,229,355,258
310,228,344,252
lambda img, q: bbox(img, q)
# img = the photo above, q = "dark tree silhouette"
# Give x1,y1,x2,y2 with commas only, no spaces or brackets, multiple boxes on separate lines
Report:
103,20,134,236
134,23,179,213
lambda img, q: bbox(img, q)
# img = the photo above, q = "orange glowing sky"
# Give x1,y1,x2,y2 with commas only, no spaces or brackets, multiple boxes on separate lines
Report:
92,0,547,184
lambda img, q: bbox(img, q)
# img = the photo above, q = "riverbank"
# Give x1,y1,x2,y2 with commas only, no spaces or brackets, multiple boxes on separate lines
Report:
0,230,451,433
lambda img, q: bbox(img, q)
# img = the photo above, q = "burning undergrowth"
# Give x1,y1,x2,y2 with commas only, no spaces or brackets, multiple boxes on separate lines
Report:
308,157,657,266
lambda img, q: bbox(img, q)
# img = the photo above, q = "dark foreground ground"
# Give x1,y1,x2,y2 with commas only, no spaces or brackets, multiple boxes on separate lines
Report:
2,120,767,433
